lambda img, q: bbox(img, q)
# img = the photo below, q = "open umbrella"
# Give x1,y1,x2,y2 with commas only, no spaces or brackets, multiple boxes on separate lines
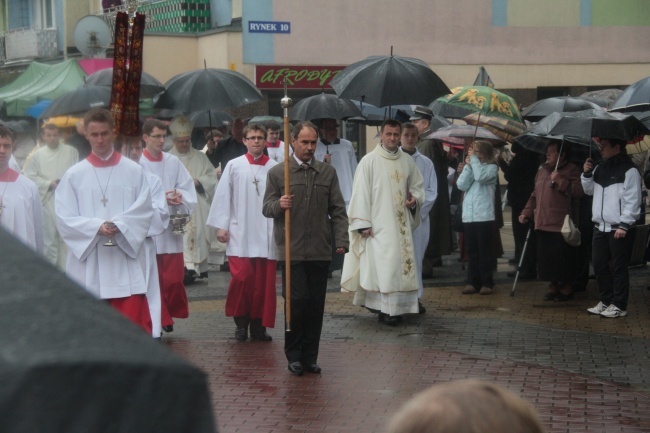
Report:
188,110,232,128
329,49,450,107
290,93,362,121
580,88,623,101
41,85,111,118
426,125,505,148
85,68,165,98
464,112,527,142
347,100,416,126
248,115,283,124
26,99,53,119
0,229,217,433
155,68,263,112
609,76,650,113
513,132,599,162
539,109,650,143
434,86,523,123
521,96,603,122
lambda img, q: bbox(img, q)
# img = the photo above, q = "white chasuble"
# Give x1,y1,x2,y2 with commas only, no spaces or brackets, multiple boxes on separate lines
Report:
341,145,424,316
207,154,277,259
0,169,44,253
169,147,218,267
139,150,197,254
55,152,154,299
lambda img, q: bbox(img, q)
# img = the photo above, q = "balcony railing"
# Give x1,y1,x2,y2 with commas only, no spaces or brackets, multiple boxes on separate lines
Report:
3,27,58,61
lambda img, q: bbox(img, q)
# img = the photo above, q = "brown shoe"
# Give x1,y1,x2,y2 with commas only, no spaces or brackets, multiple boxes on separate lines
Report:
479,287,493,295
462,285,478,295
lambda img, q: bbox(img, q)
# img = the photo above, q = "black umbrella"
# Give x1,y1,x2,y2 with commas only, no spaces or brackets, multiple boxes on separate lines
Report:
41,85,111,118
539,109,650,142
346,100,416,126
290,93,362,121
0,229,216,433
429,97,474,119
521,96,603,122
513,131,599,163
155,68,263,112
329,50,450,107
85,68,165,98
609,76,650,113
189,110,232,128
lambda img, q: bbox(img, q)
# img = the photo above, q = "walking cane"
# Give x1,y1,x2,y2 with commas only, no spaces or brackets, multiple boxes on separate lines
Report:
510,225,532,297
281,79,293,332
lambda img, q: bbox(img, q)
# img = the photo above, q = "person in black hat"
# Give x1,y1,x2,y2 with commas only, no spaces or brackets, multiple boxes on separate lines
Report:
412,106,452,276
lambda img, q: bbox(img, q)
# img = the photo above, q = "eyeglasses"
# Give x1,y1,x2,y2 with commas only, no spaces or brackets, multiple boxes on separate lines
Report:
245,136,265,141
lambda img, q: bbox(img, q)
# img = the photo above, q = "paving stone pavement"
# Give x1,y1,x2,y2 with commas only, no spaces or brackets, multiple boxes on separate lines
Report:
163,221,650,433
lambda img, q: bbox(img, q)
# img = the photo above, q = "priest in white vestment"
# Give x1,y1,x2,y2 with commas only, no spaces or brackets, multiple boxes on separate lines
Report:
315,118,358,207
400,123,437,306
23,123,79,270
140,118,197,333
341,120,425,326
207,123,278,342
55,109,154,334
0,126,44,253
124,139,170,338
168,116,218,281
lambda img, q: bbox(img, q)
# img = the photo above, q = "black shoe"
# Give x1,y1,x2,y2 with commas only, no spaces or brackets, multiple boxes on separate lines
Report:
250,330,272,341
554,292,574,302
288,362,303,376
418,301,426,314
162,325,174,333
508,258,518,265
235,327,248,341
543,292,557,301
199,271,209,279
304,363,322,374
220,263,230,272
379,313,402,326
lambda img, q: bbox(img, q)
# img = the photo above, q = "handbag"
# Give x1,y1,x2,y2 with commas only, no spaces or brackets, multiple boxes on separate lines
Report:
561,214,581,246
561,188,581,246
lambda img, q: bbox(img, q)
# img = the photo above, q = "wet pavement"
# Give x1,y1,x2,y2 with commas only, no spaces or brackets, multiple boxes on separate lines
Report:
163,215,650,433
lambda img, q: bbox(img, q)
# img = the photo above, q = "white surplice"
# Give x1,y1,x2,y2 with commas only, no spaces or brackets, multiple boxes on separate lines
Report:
408,149,438,297
23,143,79,269
169,147,218,274
206,154,277,259
0,169,44,253
266,140,292,163
341,145,424,316
139,151,197,254
141,171,169,337
55,153,154,299
314,138,357,207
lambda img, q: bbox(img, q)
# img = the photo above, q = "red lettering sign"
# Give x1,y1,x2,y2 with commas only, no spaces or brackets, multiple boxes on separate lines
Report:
255,65,346,90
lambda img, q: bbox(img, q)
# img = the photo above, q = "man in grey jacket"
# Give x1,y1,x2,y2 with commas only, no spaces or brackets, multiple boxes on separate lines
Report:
263,121,349,376
582,138,642,318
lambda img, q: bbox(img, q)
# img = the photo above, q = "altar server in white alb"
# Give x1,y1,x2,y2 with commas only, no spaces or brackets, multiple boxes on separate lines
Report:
400,123,437,312
168,115,218,282
315,118,357,207
0,125,44,253
139,118,197,333
124,139,170,338
265,120,291,163
23,123,79,270
55,109,154,333
207,123,278,342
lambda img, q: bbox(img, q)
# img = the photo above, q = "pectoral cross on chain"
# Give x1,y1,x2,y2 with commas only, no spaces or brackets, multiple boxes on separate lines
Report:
252,177,260,196
101,196,109,207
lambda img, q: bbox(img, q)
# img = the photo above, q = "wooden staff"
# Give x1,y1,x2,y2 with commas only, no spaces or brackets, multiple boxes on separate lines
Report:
281,79,293,332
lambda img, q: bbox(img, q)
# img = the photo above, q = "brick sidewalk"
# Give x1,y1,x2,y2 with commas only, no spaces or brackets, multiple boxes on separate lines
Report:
164,253,650,433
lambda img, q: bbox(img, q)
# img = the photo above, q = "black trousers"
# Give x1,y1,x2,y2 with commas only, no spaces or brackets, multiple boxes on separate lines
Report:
465,221,495,289
592,227,635,310
281,261,329,365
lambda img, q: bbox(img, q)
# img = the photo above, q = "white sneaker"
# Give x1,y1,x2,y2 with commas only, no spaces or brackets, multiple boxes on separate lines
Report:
600,304,627,318
587,302,609,315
